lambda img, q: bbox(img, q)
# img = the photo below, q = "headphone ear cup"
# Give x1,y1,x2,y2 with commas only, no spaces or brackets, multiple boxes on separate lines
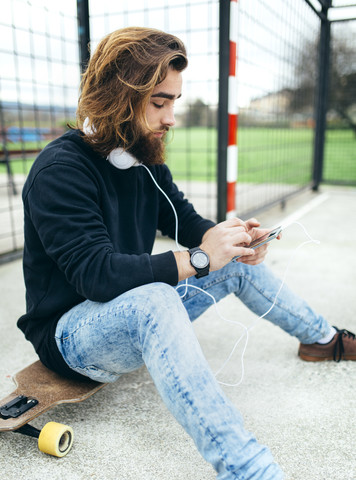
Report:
107,149,139,169
82,118,139,169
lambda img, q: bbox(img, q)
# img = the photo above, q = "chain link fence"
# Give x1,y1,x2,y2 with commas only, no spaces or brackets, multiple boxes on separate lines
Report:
88,0,220,221
323,18,356,185
0,0,79,259
235,0,320,218
0,0,355,260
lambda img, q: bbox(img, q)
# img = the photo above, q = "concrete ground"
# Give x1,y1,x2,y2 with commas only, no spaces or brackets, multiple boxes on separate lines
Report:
0,185,355,480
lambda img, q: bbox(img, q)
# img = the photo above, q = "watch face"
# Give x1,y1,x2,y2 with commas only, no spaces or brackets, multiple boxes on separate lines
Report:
192,251,209,269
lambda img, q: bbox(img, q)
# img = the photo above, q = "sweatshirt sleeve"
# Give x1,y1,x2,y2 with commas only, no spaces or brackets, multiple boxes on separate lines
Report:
24,163,178,302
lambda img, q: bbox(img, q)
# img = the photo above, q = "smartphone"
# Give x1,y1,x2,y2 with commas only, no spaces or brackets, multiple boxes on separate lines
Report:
233,226,282,260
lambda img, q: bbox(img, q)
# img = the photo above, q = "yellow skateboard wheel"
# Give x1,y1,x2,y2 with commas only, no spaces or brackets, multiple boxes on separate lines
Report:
38,421,74,457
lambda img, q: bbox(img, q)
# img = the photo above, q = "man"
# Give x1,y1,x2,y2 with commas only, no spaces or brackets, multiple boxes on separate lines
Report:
18,27,356,479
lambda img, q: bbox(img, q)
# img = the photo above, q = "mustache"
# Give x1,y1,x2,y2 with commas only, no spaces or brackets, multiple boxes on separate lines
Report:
158,126,170,135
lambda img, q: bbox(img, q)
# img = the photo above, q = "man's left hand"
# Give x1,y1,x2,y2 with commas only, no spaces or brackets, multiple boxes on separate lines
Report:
236,218,281,266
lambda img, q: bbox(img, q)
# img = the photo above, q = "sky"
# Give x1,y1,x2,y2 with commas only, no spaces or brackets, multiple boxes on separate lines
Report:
0,0,355,111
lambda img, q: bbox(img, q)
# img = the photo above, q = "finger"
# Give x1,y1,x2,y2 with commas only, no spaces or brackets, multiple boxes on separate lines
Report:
231,231,252,246
238,244,268,263
253,244,269,259
233,247,255,260
245,217,260,229
221,217,247,230
238,251,265,264
238,257,263,265
255,243,269,252
250,228,271,240
228,226,250,240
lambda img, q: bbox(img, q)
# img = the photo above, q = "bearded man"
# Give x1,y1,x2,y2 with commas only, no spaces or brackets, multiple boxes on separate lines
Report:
18,27,356,480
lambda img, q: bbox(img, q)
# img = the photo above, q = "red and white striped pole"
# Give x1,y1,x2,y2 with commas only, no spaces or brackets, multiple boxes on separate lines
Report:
226,0,239,218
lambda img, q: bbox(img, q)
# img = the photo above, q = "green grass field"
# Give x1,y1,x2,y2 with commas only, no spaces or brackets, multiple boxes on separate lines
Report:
1,127,355,184
166,127,355,184
323,129,356,183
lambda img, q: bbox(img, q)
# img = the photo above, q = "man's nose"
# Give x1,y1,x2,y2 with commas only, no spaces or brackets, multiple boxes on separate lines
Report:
162,108,176,127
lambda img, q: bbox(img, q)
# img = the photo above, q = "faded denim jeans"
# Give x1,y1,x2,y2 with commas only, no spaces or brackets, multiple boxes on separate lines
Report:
55,261,331,480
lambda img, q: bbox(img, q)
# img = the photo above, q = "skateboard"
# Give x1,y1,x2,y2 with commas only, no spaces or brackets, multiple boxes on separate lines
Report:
0,360,106,457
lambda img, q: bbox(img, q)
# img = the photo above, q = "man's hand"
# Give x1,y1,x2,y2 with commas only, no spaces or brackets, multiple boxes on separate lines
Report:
200,217,255,272
174,217,281,282
236,218,281,265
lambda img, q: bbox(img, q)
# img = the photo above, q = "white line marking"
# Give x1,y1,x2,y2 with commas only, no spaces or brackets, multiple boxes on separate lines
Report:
272,193,330,230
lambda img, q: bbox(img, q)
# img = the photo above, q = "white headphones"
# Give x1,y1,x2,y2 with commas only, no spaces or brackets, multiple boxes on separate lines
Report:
107,148,139,169
82,118,139,170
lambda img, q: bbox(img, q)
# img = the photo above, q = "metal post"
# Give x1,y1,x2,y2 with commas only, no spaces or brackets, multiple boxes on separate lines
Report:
226,0,238,218
77,0,91,74
217,0,230,222
312,0,331,190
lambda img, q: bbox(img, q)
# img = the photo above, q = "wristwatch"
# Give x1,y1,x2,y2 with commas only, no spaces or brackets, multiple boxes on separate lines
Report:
188,247,210,278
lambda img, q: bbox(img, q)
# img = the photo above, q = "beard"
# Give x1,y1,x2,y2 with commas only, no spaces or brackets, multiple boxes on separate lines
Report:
127,127,169,166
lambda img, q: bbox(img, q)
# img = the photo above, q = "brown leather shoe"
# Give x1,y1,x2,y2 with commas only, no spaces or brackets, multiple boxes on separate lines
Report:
298,327,356,362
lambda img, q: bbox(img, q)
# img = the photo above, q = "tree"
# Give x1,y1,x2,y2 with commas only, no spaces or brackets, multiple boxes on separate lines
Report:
329,36,356,134
185,99,217,128
290,28,356,136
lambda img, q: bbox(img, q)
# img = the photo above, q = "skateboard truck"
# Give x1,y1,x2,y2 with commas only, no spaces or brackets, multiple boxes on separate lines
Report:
1,394,74,456
0,395,38,419
0,361,106,457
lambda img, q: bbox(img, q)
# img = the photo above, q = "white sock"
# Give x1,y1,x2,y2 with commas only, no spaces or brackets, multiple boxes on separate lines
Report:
317,327,337,344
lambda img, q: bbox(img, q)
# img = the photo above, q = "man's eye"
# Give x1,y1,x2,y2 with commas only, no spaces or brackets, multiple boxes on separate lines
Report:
153,102,164,109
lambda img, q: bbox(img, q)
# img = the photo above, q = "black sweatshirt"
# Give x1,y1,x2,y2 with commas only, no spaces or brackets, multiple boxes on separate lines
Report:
18,130,215,379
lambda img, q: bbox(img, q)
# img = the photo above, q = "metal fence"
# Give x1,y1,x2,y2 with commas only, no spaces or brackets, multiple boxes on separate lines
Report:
0,0,355,260
0,0,79,259
88,0,220,221
323,17,356,185
232,0,321,219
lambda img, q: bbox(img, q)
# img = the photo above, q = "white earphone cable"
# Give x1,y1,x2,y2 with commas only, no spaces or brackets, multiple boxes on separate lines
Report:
141,164,320,387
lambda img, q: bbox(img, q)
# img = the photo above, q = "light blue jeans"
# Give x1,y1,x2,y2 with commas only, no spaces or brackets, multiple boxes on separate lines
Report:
55,261,331,479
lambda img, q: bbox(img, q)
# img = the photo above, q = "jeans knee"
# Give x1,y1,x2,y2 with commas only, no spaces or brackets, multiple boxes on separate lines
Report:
136,283,187,323
134,282,189,328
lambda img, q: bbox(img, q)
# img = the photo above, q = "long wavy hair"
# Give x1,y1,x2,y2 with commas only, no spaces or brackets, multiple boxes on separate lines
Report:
76,27,188,157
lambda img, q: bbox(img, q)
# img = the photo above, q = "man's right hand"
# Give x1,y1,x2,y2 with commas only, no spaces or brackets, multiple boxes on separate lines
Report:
199,218,255,272
174,218,256,282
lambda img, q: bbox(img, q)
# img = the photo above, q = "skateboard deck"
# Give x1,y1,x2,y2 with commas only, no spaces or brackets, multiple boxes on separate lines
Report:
0,360,106,456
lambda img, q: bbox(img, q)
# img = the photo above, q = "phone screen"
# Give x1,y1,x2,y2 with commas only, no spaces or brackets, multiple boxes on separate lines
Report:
248,226,282,249
232,226,282,260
